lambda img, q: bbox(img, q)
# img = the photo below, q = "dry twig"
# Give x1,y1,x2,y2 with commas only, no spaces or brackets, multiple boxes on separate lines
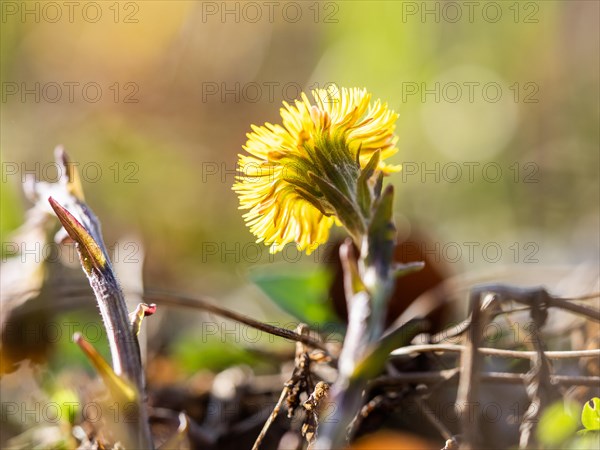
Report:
143,291,331,354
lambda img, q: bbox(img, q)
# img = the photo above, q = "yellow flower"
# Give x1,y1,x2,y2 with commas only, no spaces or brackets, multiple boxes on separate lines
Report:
233,87,400,254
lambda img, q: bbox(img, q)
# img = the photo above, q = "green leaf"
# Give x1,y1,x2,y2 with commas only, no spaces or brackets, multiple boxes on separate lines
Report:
571,431,600,450
537,401,579,446
352,319,428,380
49,388,80,425
249,264,343,331
172,333,259,373
582,398,600,431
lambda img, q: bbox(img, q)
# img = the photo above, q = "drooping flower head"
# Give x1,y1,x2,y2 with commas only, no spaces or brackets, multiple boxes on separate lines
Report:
233,87,400,254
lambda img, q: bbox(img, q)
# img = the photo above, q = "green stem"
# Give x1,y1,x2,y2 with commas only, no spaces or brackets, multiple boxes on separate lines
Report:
315,239,395,449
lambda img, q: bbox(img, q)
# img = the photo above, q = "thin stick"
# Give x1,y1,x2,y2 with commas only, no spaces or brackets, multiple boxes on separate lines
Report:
390,345,600,360
251,387,289,450
561,292,600,301
547,296,600,321
431,296,600,345
253,325,313,449
370,369,461,387
371,372,600,388
5,287,333,356
431,319,471,344
143,291,330,354
470,284,600,322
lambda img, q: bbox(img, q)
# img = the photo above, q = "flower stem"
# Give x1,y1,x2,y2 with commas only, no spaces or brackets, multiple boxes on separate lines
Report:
315,244,395,448
314,181,405,449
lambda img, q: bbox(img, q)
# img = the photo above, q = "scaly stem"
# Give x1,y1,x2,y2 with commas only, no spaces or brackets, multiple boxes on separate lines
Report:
49,197,153,449
315,179,405,449
88,269,153,449
315,244,395,447
89,269,143,380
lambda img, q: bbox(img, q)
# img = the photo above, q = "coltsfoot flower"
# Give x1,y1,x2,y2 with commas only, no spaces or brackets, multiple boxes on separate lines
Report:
233,87,400,254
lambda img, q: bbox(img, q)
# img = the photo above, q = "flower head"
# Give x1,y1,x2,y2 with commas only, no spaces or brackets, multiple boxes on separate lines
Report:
233,87,399,254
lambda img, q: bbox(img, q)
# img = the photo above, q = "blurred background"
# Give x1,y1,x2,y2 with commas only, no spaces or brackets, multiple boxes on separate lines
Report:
3,1,599,282
3,1,598,281
1,1,599,446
